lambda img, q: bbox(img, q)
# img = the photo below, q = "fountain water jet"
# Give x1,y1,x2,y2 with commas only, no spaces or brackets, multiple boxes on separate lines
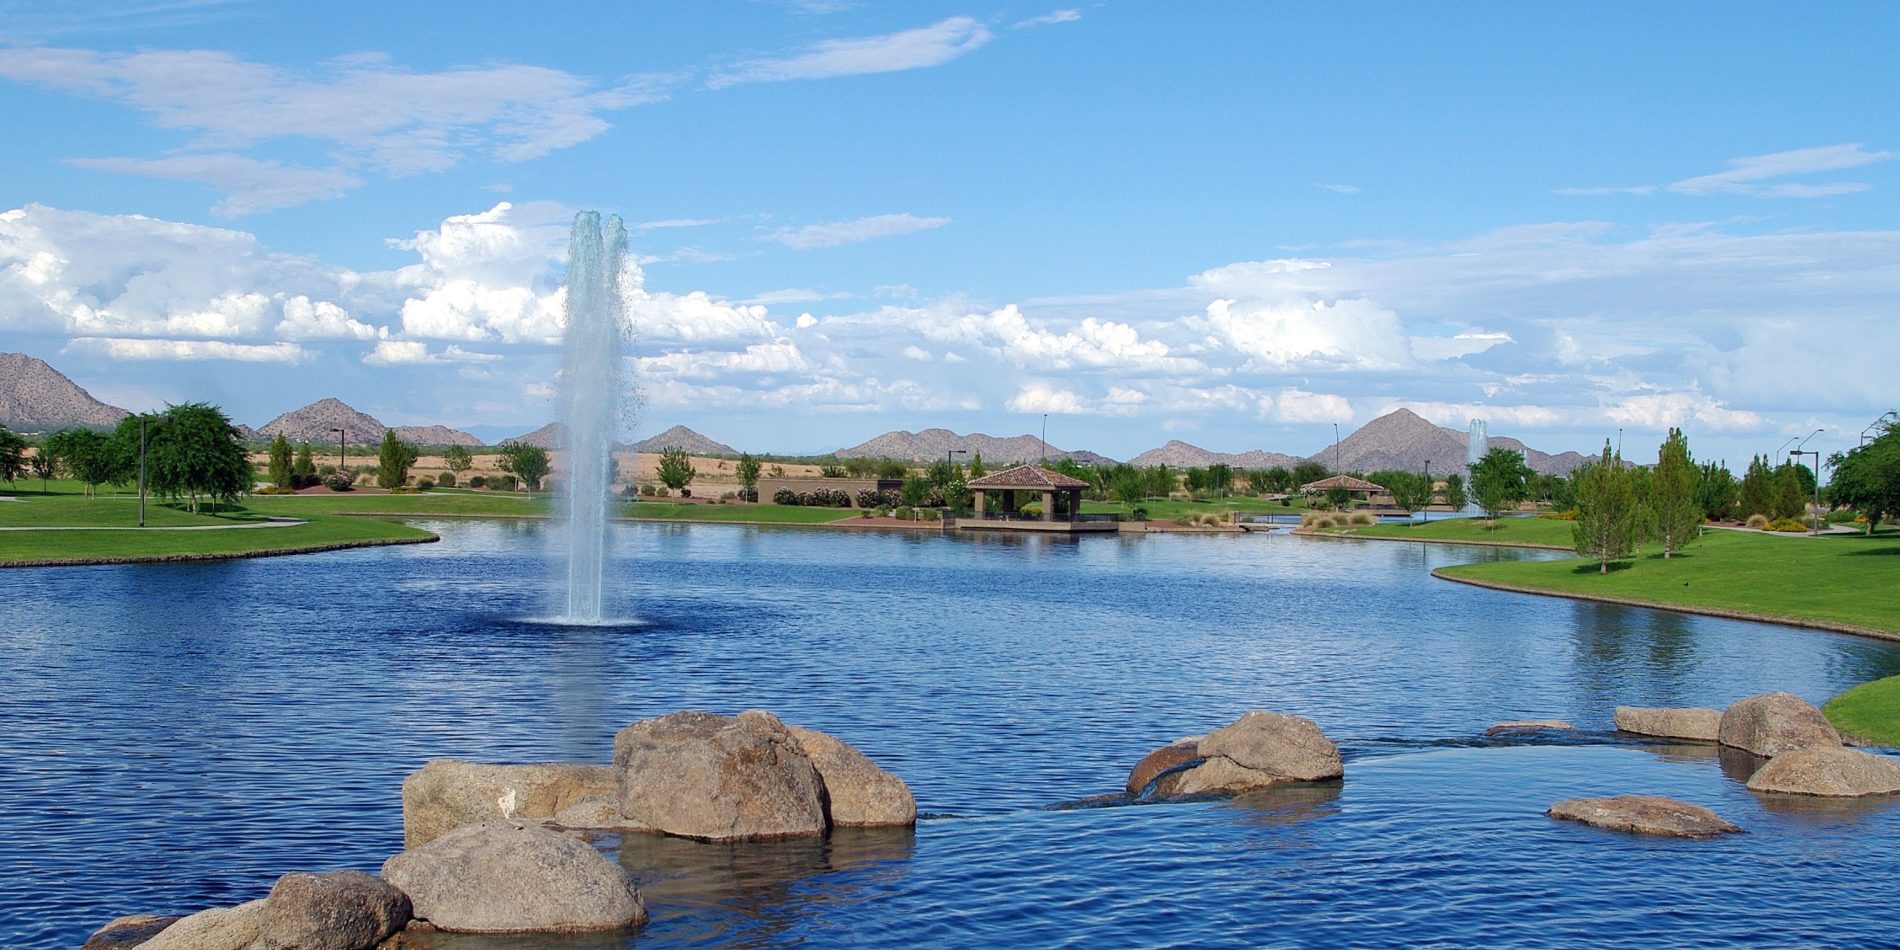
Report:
558,212,628,623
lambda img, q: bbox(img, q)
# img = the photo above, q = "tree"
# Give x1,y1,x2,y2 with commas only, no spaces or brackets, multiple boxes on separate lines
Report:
1469,447,1534,524
968,452,987,478
1738,455,1774,519
0,424,25,483
1206,463,1234,496
656,445,695,493
442,444,473,476
1386,470,1433,521
1573,439,1639,573
499,443,551,492
293,441,317,485
874,458,907,479
1292,459,1329,487
268,432,293,489
1650,427,1701,557
1442,472,1468,512
737,453,761,493
1772,464,1806,521
1144,464,1175,499
45,428,120,496
29,444,59,490
1109,466,1146,506
138,403,251,513
1324,484,1352,510
899,472,931,508
1262,466,1292,494
1695,460,1737,522
1827,420,1900,535
377,430,420,489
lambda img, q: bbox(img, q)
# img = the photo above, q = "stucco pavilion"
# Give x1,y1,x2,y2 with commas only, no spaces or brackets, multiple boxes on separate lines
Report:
959,464,1117,532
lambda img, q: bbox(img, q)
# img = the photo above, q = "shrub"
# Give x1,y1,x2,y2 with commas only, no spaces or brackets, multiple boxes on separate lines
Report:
860,510,873,518
1348,511,1376,526
1173,515,1193,526
1279,497,1291,507
1768,518,1810,533
322,473,354,492
774,488,799,505
894,506,913,520
1745,513,1769,529
1329,514,1351,528
319,464,337,476
435,471,456,488
1539,509,1579,521
417,477,435,490
388,486,418,494
1199,513,1224,527
491,474,517,491
469,475,487,488
254,485,298,495
1826,509,1860,525
857,487,901,509
639,483,657,497
739,488,758,503
1129,506,1149,521
655,486,669,497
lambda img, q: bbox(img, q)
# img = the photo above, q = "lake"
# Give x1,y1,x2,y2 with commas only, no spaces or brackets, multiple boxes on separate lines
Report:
4,522,1897,947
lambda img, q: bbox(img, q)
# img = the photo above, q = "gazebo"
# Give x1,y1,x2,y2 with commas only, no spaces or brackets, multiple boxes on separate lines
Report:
1299,474,1387,506
963,464,1113,532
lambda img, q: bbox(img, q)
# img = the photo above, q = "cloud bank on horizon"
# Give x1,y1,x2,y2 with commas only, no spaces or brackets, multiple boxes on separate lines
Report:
0,4,1894,461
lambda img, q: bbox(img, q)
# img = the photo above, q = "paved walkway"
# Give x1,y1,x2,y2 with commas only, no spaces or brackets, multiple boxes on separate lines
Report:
0,517,305,532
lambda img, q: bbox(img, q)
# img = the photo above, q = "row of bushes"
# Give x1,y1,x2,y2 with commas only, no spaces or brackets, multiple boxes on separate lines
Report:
774,488,853,507
1299,511,1377,529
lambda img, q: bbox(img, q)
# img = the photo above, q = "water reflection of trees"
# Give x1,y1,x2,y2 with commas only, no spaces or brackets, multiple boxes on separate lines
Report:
1569,602,1704,705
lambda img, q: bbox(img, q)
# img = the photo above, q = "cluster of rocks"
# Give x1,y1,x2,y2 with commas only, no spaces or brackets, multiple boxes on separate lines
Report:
86,710,912,949
1126,709,1344,799
1547,691,1900,839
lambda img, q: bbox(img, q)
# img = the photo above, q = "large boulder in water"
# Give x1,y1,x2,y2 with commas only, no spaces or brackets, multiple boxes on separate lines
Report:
1718,692,1841,757
1126,737,1204,796
1155,711,1341,796
1745,747,1900,797
256,869,410,949
614,710,826,840
141,899,267,950
1614,706,1723,742
1547,795,1741,838
402,760,621,848
786,725,915,826
380,820,646,933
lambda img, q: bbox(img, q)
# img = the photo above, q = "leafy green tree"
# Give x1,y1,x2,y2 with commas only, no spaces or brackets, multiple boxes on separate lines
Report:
268,432,293,489
1144,464,1175,499
0,424,26,483
1651,427,1701,557
1442,472,1468,512
1469,447,1534,524
45,428,120,496
500,443,552,492
1109,466,1146,506
1573,440,1639,573
377,430,420,489
1738,455,1774,519
1206,463,1234,496
1695,460,1736,521
442,444,473,476
293,441,317,484
737,453,761,492
139,403,251,513
1385,470,1433,520
843,456,878,477
1772,464,1806,521
1292,459,1329,487
875,458,907,479
900,472,931,508
656,445,695,493
968,452,987,478
29,444,59,489
1184,467,1209,493
1324,484,1352,510
1262,466,1292,493
928,458,962,491
1827,420,1899,535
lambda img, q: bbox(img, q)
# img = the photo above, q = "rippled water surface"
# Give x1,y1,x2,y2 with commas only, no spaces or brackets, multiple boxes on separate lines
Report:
4,523,1898,947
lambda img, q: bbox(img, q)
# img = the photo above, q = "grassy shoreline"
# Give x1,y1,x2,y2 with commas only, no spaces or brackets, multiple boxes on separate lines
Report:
1824,676,1900,746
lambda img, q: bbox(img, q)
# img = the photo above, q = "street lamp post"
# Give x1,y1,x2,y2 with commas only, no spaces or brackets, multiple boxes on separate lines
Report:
1333,422,1340,472
1422,459,1431,524
1793,429,1825,535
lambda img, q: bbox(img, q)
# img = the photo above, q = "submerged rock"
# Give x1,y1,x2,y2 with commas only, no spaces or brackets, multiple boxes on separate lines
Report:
787,725,916,827
614,710,826,840
1745,746,1900,797
257,869,410,950
1126,737,1203,796
1153,711,1341,796
1614,706,1723,742
401,760,619,848
1718,692,1842,758
1484,720,1577,736
1547,795,1741,838
381,820,646,934
141,899,267,950
81,914,182,949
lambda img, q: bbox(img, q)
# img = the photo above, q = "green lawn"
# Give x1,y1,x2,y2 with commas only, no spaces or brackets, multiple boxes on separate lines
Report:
243,489,551,518
1436,528,1900,636
619,501,858,524
1824,676,1900,747
1337,515,1575,548
0,495,270,528
1081,495,1311,521
0,513,433,566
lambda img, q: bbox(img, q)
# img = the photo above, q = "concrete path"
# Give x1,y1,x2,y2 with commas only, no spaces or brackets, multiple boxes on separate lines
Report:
0,517,306,531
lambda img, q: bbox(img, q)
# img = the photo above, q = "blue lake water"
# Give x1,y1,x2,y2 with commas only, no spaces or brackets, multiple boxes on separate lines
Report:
4,522,1899,947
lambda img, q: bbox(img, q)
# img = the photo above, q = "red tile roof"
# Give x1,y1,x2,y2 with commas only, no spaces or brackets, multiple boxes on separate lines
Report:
1299,474,1386,492
967,464,1092,489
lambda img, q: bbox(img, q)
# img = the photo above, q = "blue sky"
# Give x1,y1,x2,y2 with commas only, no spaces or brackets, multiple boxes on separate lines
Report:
1,1,1895,463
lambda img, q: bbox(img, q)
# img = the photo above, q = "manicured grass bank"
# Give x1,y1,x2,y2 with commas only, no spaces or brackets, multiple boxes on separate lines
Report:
1824,676,1900,746
619,502,858,524
1332,516,1575,548
1434,529,1900,638
0,514,434,567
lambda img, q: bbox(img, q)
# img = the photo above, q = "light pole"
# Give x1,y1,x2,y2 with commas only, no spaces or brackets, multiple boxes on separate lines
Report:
1422,459,1431,524
1616,428,1623,456
1040,414,1048,464
332,427,347,480
1333,422,1340,472
137,413,166,527
1793,429,1825,534
1864,411,1897,447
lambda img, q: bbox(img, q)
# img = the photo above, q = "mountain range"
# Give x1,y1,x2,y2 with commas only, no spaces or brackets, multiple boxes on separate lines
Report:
257,398,484,446
1129,440,1305,470
836,428,1114,464
0,353,130,431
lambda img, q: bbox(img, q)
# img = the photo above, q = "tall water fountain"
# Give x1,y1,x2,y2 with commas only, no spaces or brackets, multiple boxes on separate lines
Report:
1465,418,1487,514
559,211,628,623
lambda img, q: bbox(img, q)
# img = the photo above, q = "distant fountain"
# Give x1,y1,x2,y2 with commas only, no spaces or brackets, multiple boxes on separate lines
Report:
1466,418,1488,469
558,212,628,623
